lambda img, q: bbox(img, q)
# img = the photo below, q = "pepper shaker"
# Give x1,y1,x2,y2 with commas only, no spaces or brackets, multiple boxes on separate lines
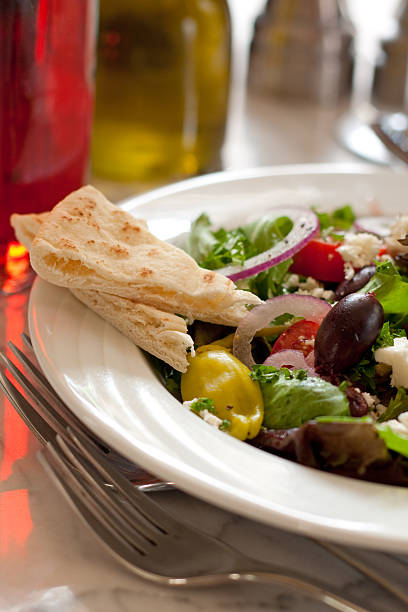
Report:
373,1,408,110
248,0,354,105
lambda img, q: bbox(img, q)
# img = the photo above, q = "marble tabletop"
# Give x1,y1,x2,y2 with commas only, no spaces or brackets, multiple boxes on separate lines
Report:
2,14,408,611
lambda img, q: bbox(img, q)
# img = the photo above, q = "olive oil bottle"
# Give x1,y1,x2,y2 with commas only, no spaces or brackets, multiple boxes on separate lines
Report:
92,0,231,184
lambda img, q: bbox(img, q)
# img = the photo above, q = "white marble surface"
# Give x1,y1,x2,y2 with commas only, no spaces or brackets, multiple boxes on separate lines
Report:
2,6,408,609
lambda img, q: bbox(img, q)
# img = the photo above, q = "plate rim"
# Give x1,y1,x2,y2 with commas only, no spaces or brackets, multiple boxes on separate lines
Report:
119,161,406,211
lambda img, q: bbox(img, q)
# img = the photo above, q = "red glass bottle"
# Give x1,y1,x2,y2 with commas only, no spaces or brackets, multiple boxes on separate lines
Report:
0,0,97,290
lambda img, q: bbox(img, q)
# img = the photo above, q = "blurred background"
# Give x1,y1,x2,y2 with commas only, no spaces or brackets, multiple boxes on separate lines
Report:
90,0,408,199
2,0,408,292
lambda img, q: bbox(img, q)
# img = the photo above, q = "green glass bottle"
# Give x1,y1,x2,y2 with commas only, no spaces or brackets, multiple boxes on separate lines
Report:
92,0,231,184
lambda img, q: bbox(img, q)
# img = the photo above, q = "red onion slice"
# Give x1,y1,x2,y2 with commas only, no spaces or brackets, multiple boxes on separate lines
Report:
233,294,331,368
217,207,319,282
263,349,316,376
354,216,394,237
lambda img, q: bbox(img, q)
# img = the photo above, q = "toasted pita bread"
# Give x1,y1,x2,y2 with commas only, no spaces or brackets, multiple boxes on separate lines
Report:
29,186,261,324
71,289,194,372
11,211,49,249
12,210,194,371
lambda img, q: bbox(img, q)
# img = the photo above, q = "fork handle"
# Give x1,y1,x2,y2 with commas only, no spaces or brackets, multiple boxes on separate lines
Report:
170,571,370,612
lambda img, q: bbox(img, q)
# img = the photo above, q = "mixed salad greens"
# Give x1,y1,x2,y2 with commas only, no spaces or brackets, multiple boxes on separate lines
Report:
153,203,408,486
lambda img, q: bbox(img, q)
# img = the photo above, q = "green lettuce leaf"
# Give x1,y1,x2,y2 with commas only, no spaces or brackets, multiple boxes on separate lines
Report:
347,354,377,393
250,366,349,429
185,213,217,264
376,424,408,458
185,213,293,272
247,258,293,300
187,213,256,270
241,214,293,254
315,415,372,424
377,388,408,423
360,261,408,315
312,204,356,239
189,397,217,414
374,321,407,349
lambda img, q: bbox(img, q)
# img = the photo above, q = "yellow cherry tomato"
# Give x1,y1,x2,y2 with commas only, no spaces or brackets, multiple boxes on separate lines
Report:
181,345,264,441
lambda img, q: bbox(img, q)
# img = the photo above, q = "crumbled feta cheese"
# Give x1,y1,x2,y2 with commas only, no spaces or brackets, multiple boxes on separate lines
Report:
283,274,334,301
386,412,408,439
296,287,334,301
183,399,223,429
337,233,382,268
322,290,335,301
297,287,322,298
285,273,300,288
301,277,321,290
311,288,325,298
343,262,355,280
398,412,408,428
200,409,223,428
385,215,408,256
362,392,377,409
374,337,408,388
361,392,387,420
284,275,320,290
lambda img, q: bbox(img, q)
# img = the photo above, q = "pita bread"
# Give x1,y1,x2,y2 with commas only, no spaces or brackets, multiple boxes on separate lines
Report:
29,185,261,324
13,189,262,371
11,210,194,371
71,290,194,372
11,211,48,249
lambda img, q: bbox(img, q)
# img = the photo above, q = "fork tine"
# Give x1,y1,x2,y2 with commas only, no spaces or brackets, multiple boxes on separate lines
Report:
38,444,150,558
21,332,33,352
11,339,94,440
5,343,92,437
1,341,169,486
0,349,74,440
1,345,112,454
65,427,179,534
55,434,162,544
0,369,54,445
8,340,61,399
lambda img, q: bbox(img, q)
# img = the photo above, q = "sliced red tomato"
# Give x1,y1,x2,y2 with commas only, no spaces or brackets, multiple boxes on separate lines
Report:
269,320,320,357
290,239,344,282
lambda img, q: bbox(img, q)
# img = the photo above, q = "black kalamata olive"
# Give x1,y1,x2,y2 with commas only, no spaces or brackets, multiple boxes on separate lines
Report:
314,293,384,374
334,265,376,300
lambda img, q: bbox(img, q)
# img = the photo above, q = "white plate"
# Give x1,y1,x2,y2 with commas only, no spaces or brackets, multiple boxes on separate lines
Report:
29,164,408,552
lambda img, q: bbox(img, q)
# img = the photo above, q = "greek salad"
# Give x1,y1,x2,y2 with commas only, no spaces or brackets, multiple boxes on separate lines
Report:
153,204,408,486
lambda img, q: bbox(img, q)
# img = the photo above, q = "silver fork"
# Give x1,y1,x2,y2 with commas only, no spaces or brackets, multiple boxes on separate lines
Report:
38,426,371,612
1,336,408,609
0,336,168,490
